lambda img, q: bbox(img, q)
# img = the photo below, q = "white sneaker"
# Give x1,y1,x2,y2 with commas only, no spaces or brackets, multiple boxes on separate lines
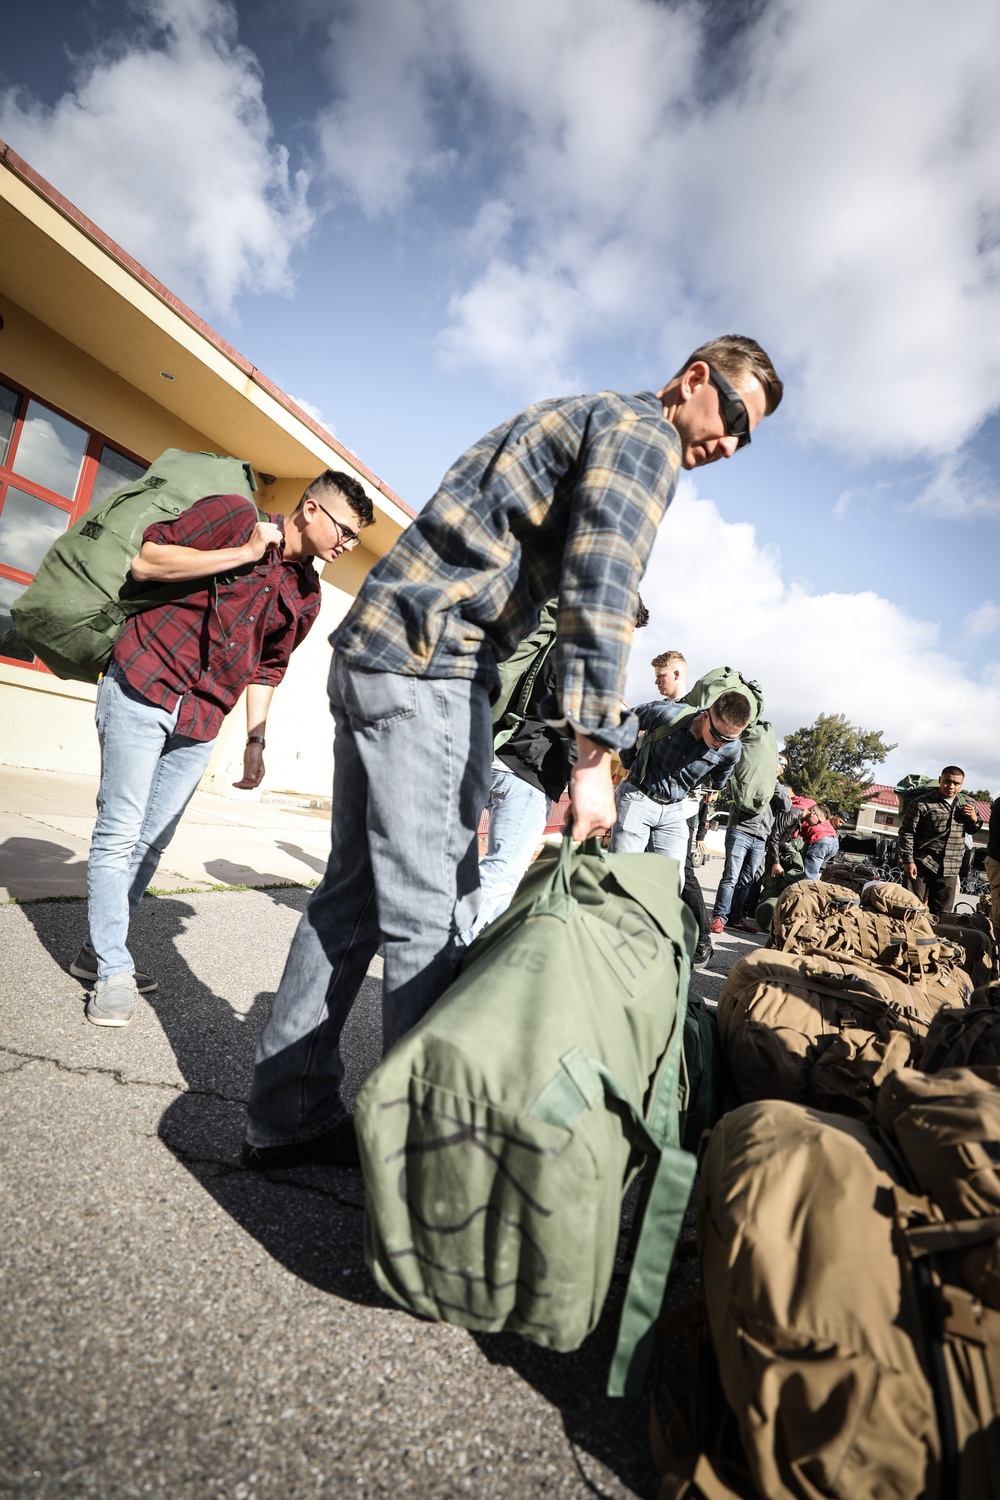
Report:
85,973,138,1028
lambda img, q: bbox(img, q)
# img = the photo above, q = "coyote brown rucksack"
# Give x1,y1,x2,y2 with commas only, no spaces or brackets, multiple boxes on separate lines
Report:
695,1099,940,1499
717,947,943,1115
876,1067,1000,1498
10,449,259,682
774,893,972,1009
355,834,697,1397
769,877,859,948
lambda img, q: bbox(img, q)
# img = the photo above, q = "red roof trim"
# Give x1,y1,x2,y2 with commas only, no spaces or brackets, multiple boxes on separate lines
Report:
0,140,415,518
863,783,990,822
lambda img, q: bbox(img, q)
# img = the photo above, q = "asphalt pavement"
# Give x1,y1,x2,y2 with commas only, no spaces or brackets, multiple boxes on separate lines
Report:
0,766,761,1499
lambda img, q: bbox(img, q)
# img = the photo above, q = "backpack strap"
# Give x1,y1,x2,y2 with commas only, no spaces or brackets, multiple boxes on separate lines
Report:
610,942,696,1397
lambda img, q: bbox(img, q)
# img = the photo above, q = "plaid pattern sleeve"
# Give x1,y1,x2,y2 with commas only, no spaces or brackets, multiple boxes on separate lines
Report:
334,391,681,753
898,794,979,876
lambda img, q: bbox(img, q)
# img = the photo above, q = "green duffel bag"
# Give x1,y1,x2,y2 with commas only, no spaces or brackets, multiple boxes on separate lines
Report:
11,448,259,681
680,995,732,1155
355,833,698,1397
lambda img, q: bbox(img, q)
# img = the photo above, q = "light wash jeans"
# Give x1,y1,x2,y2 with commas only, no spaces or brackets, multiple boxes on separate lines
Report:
712,826,766,923
608,781,687,891
803,835,839,880
88,661,215,980
246,656,491,1148
461,758,552,943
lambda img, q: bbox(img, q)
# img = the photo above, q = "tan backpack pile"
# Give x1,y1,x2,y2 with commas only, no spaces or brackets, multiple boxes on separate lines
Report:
677,1098,941,1499
772,881,971,1009
875,1067,1000,1499
767,877,859,948
932,913,998,989
716,948,942,1115
919,987,1000,1071
655,1072,1000,1499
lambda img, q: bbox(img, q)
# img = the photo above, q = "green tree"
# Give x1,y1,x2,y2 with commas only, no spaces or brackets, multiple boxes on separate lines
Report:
969,788,993,804
782,713,896,812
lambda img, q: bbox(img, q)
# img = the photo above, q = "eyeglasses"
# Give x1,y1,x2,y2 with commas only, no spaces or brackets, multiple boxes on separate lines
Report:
705,709,741,744
315,499,361,546
708,367,751,451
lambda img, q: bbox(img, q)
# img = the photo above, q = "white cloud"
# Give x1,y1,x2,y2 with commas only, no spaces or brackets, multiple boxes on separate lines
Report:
314,0,1000,460
0,0,312,315
315,0,456,216
909,452,1000,521
965,601,1000,638
626,479,1000,791
288,394,334,435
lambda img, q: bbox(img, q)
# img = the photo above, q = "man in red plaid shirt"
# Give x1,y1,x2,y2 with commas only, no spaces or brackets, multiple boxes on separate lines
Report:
72,469,374,1029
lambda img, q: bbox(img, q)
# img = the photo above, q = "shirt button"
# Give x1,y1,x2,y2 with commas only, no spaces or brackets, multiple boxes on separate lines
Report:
264,587,271,593
248,616,254,622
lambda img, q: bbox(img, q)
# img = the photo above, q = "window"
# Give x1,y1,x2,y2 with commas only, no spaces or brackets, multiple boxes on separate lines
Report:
0,375,147,670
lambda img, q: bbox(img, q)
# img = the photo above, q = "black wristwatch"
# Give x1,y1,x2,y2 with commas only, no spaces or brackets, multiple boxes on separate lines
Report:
246,735,266,748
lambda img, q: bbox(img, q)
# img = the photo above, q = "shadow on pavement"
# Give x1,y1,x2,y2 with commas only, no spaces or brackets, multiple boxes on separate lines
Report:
276,840,329,876
17,874,670,1493
0,836,88,900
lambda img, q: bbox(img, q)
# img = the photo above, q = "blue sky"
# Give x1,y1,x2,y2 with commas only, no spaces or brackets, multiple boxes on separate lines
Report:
3,0,999,792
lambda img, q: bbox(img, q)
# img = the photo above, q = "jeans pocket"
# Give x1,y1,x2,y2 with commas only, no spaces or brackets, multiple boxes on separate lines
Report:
95,663,118,733
343,666,418,729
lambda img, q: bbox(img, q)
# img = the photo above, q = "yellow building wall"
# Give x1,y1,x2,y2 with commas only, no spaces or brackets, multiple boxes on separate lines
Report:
0,294,381,798
0,293,217,465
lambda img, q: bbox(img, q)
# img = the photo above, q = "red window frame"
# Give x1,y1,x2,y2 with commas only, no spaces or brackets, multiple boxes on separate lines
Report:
0,372,148,673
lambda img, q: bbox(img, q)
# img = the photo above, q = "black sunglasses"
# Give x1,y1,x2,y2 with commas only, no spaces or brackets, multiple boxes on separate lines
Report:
315,499,360,545
706,709,741,744
708,367,751,451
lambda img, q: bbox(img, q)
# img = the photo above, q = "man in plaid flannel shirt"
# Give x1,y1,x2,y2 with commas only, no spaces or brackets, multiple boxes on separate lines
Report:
244,335,783,1171
74,470,374,1029
899,765,982,914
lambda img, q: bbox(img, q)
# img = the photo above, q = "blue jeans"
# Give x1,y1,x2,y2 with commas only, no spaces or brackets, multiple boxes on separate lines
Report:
88,661,215,980
713,826,766,923
246,656,491,1148
462,759,551,943
803,835,839,879
608,782,687,891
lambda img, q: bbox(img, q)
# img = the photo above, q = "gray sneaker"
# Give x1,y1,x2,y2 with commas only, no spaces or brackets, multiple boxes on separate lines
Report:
85,973,138,1028
70,944,158,994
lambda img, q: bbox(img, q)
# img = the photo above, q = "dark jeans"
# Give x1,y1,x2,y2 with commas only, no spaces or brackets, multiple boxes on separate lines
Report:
905,862,959,916
713,826,766,923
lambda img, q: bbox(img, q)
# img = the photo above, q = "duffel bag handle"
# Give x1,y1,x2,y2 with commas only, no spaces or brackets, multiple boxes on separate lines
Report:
529,829,604,922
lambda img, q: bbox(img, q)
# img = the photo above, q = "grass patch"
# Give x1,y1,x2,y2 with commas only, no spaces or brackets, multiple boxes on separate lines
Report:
5,879,319,907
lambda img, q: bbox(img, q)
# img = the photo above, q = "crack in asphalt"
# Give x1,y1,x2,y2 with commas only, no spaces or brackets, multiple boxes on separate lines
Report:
0,1043,247,1105
1,1045,366,1210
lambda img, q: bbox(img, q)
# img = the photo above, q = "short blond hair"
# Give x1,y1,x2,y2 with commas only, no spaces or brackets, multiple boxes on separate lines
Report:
651,650,686,670
675,335,783,414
